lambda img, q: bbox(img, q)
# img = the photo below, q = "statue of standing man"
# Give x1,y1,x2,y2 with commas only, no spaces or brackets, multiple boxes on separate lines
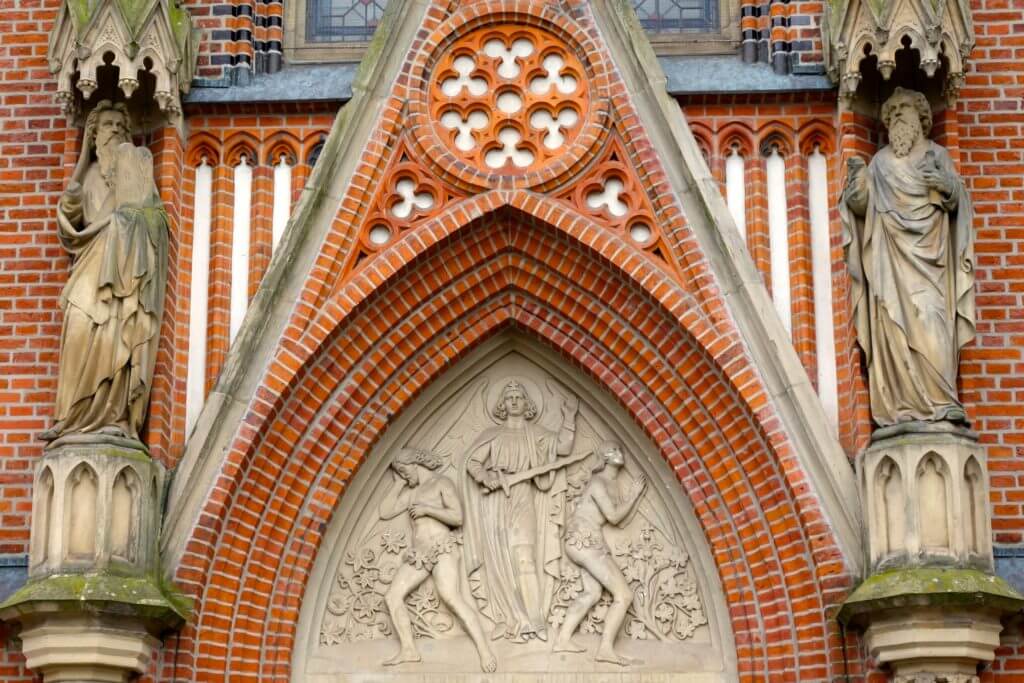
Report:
842,87,975,428
41,101,169,447
460,380,579,642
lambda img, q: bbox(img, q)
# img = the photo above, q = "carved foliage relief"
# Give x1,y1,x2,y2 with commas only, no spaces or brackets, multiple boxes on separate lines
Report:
305,344,725,677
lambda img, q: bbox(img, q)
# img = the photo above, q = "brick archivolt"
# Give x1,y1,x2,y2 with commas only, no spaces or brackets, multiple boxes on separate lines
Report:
165,2,861,679
171,209,841,680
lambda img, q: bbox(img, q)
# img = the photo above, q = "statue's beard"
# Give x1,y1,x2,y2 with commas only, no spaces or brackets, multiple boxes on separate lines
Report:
95,132,129,185
889,116,922,158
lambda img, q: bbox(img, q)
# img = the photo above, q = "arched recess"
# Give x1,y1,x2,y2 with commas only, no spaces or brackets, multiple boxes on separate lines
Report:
167,205,857,681
293,334,736,679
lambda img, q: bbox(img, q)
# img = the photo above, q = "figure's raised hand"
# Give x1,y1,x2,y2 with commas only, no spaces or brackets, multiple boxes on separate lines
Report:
561,394,579,419
630,474,647,500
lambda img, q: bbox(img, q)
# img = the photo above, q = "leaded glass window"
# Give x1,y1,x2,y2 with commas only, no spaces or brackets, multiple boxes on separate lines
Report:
307,0,388,43
304,0,721,44
632,0,719,33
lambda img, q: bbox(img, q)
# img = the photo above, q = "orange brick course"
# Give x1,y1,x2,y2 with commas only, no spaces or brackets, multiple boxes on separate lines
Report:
0,0,1022,680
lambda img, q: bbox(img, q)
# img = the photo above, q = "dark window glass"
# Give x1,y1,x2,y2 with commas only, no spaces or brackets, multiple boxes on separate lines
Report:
305,0,719,43
632,0,719,33
306,0,388,43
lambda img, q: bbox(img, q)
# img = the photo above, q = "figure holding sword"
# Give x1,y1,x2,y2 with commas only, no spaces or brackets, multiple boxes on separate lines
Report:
460,379,579,642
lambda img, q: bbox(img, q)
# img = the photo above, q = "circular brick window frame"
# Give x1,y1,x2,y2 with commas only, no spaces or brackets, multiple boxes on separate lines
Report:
406,2,612,194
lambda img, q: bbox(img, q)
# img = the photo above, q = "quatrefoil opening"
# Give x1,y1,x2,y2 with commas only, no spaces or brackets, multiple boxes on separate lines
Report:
440,55,488,97
482,37,534,79
391,178,435,219
484,127,536,170
528,53,578,96
440,109,490,151
529,106,580,150
586,176,629,217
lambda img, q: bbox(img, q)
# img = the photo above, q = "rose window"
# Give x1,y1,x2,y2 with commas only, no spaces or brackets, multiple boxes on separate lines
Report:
429,25,589,176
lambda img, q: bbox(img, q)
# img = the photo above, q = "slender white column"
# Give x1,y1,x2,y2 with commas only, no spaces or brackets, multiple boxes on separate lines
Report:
808,146,839,429
272,154,292,251
185,159,212,436
766,146,792,335
725,147,747,241
230,155,252,343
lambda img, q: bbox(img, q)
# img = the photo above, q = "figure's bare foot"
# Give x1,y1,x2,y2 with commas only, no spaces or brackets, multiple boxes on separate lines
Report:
552,637,587,653
595,648,642,667
478,650,497,673
383,649,421,666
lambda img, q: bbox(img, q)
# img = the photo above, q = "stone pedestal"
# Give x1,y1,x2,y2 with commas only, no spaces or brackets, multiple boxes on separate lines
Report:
860,427,992,573
843,428,1024,682
18,614,160,683
0,442,188,683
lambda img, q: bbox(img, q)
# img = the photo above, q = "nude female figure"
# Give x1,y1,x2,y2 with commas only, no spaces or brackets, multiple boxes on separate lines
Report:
379,448,497,672
552,440,647,666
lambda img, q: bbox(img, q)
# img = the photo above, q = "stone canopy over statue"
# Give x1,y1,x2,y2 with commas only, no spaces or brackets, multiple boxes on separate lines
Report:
841,87,975,428
41,100,169,448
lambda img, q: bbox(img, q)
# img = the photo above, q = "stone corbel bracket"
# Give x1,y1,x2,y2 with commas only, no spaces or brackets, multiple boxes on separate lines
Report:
47,0,199,120
822,0,975,106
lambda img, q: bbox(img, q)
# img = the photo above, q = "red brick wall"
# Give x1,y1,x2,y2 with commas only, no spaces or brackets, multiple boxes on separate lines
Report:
0,0,1021,680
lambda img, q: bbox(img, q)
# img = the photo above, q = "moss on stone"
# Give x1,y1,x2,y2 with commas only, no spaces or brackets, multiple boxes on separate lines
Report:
838,567,1024,627
0,572,191,628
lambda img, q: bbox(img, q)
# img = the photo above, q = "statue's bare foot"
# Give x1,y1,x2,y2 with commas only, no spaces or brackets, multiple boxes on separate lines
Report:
383,649,421,666
553,637,587,653
595,648,642,667
478,650,497,673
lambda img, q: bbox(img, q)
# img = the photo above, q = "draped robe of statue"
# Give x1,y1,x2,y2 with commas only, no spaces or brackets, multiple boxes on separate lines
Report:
841,140,975,426
50,142,168,443
460,423,567,641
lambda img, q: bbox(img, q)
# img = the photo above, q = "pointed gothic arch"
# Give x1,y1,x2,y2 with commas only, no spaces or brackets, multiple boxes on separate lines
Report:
161,2,862,680
166,204,853,680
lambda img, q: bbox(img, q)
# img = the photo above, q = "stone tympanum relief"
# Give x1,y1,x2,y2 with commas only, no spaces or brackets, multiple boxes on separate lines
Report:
41,100,169,449
841,87,975,429
303,343,729,681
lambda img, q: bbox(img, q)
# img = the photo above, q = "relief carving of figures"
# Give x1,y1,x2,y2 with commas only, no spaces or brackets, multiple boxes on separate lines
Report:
553,440,646,665
317,369,710,671
842,87,975,428
41,101,168,447
378,449,496,672
460,379,579,642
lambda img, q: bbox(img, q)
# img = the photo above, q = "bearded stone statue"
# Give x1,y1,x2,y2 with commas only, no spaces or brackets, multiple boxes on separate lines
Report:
842,87,975,428
41,101,169,447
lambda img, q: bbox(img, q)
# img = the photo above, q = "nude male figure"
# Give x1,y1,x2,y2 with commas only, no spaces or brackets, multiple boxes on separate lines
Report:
553,440,646,666
379,448,497,672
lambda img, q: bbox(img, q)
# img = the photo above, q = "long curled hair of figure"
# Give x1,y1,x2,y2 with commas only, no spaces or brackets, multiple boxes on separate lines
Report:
491,380,539,421
393,447,444,471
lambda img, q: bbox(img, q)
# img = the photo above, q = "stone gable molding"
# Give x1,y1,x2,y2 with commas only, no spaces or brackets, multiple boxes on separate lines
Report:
160,1,863,678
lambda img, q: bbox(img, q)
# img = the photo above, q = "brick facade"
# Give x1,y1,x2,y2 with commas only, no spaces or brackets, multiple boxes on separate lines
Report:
0,0,1022,680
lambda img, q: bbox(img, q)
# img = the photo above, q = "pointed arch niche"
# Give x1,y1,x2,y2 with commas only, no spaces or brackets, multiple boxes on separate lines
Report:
293,334,735,680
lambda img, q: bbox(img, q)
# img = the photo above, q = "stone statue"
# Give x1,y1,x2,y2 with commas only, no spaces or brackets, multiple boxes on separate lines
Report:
841,87,975,428
41,101,168,447
460,379,579,641
378,448,497,672
553,441,647,665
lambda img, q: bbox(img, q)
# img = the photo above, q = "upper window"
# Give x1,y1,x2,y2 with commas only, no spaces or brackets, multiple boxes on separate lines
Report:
307,0,387,43
286,0,737,63
633,0,719,33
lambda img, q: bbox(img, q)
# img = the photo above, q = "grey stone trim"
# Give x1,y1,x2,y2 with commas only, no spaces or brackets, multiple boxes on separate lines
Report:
592,0,862,572
0,555,28,603
183,55,831,106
